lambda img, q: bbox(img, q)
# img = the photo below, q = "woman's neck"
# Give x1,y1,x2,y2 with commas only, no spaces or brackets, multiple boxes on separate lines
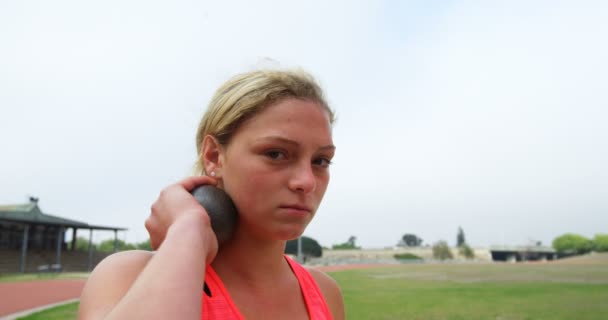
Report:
211,230,291,283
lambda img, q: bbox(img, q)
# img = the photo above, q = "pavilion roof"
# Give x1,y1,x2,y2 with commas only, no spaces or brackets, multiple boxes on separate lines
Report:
0,199,126,231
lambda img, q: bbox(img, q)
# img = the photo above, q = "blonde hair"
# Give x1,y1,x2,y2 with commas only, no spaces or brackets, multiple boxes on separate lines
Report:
194,69,334,175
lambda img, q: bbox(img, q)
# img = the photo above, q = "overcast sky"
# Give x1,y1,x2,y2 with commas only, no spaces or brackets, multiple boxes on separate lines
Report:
1,1,606,248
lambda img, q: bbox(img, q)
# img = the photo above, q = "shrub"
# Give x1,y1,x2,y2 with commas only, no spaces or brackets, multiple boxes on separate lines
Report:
432,241,453,260
459,244,475,259
393,253,422,261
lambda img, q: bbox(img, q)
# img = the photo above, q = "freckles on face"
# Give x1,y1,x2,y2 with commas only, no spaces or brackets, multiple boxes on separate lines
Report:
219,98,334,238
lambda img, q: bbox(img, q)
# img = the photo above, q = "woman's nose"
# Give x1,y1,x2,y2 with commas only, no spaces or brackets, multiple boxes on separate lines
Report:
288,163,316,194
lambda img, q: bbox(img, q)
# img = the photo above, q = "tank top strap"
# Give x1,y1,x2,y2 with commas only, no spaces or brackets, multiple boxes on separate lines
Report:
202,265,246,320
285,256,333,320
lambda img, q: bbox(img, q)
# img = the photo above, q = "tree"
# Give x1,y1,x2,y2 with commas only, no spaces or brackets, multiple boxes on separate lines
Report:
332,235,360,250
552,233,593,255
74,236,97,251
457,227,466,247
347,236,357,247
98,239,136,252
285,236,323,258
136,239,153,251
401,234,423,247
432,241,453,260
593,234,608,252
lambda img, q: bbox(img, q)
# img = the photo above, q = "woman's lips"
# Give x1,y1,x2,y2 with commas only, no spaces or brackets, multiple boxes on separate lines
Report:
279,204,312,216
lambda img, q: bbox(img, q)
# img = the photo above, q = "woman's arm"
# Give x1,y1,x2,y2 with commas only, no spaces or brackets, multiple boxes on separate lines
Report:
79,176,218,320
79,212,213,319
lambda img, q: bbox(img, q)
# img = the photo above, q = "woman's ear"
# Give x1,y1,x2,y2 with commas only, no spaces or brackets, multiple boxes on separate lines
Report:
201,135,224,177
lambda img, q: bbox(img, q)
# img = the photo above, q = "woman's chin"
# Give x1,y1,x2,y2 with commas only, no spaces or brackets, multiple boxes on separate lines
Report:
274,228,305,241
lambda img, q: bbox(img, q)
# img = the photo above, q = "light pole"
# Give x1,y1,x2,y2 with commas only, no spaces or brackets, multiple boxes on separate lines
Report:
297,236,303,263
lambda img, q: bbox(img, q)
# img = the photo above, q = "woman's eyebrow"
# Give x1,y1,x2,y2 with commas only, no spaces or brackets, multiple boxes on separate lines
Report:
254,136,299,146
319,144,336,151
254,136,335,151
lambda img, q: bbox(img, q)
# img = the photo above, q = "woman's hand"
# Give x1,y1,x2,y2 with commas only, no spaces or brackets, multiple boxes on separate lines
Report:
146,176,219,262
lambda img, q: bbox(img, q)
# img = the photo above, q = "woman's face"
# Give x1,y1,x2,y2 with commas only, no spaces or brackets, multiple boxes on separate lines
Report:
219,98,335,240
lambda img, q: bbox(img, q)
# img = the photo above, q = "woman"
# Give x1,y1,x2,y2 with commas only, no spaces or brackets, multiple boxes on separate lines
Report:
79,69,345,319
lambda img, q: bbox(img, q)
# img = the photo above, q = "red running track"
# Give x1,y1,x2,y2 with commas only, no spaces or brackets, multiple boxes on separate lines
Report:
0,279,85,317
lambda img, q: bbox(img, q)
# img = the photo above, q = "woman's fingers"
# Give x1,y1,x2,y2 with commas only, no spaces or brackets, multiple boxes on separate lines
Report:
145,176,219,250
177,175,218,192
144,216,163,250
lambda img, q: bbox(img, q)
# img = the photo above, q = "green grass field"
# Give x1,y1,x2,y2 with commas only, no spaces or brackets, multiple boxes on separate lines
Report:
16,302,79,320
0,272,88,283
13,254,608,320
330,261,608,320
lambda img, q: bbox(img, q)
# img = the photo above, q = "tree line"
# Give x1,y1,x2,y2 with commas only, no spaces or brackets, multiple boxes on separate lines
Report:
397,230,608,260
73,237,152,252
77,236,326,259
552,233,608,256
79,231,608,261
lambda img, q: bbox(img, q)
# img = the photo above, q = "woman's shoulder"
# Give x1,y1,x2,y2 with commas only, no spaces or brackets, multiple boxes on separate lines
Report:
305,267,338,290
99,249,155,267
79,250,155,318
87,249,155,280
306,267,346,320
83,249,155,289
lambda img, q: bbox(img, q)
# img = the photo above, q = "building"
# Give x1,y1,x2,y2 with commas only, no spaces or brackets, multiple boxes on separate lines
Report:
489,245,557,262
0,197,126,273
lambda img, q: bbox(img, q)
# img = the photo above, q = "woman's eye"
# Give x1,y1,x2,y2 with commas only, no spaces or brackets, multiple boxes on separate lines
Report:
265,150,287,160
313,157,332,168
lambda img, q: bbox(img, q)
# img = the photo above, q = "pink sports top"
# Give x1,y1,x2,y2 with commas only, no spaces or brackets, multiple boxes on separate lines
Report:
201,256,333,319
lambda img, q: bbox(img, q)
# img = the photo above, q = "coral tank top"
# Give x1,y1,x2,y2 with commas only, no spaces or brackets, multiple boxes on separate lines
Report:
201,256,333,319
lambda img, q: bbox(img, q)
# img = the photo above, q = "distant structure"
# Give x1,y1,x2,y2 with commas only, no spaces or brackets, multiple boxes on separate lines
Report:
489,245,557,262
0,197,126,273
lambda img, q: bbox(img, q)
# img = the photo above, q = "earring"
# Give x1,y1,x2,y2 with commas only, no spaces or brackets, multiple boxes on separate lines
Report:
210,171,216,177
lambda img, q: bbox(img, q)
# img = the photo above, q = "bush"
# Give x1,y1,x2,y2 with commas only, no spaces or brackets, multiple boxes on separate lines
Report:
552,233,593,255
593,234,608,252
459,244,475,259
393,253,422,261
432,241,453,260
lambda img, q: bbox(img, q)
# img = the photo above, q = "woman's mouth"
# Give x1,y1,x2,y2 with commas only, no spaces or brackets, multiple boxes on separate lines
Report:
279,204,312,216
